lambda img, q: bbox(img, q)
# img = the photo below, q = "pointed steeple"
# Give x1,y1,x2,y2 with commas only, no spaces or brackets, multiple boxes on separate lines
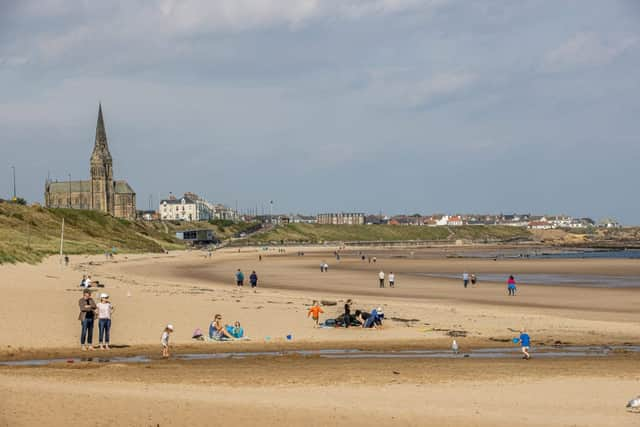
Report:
92,103,112,162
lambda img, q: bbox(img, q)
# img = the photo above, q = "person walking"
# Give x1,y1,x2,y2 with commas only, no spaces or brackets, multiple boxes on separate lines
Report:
308,301,324,328
378,270,385,288
462,272,469,288
471,273,477,287
388,272,395,288
235,269,245,287
518,329,531,359
97,293,114,350
78,290,97,351
249,270,258,290
507,275,517,296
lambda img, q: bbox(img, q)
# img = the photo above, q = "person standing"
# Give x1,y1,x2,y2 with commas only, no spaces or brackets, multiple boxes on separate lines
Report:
343,299,353,328
378,270,385,288
78,290,97,351
462,272,469,288
97,293,114,350
250,271,258,290
161,324,174,358
235,269,245,287
507,275,517,296
320,262,325,272
471,273,477,287
388,272,395,288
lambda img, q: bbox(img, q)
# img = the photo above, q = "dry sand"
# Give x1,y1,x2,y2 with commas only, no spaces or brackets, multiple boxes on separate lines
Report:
1,246,640,426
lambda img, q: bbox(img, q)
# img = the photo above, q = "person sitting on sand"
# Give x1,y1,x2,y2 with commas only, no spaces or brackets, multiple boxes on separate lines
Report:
161,324,174,358
226,321,244,338
355,309,370,327
209,314,235,340
507,275,517,296
308,301,324,328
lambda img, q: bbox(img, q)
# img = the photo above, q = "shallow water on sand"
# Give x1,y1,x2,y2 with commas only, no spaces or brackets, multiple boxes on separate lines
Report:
416,273,640,288
2,345,638,366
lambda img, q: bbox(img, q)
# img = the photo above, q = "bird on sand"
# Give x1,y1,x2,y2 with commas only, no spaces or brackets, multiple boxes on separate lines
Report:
452,339,459,354
626,396,640,412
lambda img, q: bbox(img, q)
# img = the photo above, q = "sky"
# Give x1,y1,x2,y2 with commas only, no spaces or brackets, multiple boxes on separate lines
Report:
1,0,639,223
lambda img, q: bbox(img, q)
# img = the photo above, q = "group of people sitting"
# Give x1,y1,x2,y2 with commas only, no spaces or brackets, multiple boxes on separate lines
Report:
192,314,246,341
318,300,384,329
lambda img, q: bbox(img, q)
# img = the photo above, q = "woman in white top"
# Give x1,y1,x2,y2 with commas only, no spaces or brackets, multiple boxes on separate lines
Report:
97,293,114,350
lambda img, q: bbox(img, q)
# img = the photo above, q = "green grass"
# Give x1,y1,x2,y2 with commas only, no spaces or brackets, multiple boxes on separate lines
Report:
247,223,532,244
0,203,184,264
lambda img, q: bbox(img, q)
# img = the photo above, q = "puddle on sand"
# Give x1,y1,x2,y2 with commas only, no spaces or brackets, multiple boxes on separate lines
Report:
1,346,638,367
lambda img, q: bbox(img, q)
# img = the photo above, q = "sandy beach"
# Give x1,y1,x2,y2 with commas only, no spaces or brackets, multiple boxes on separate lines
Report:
1,246,640,426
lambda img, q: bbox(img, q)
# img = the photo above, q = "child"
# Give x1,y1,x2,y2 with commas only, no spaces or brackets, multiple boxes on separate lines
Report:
161,324,174,358
507,275,517,296
308,301,324,328
519,329,531,359
97,293,114,350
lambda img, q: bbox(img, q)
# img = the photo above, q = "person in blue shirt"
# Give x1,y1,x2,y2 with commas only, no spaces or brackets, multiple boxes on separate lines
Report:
235,269,245,287
249,271,258,290
519,329,531,359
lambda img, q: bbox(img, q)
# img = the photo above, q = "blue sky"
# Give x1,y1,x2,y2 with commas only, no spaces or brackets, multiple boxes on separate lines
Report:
1,0,639,222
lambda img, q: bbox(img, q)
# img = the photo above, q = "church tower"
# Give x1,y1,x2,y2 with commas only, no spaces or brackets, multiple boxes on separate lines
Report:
90,103,114,214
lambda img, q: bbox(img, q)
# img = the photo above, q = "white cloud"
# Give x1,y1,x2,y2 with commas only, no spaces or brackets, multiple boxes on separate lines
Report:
543,32,638,72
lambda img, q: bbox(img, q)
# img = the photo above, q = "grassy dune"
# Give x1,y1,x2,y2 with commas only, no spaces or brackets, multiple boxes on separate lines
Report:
247,223,532,244
0,204,184,264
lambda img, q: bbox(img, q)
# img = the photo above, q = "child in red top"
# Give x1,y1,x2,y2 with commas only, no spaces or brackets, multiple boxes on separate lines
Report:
308,301,324,328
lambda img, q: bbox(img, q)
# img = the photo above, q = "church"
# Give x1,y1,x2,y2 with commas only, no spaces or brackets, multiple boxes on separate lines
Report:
44,104,137,219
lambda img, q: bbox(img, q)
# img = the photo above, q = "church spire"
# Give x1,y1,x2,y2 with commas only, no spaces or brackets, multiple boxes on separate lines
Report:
92,103,112,161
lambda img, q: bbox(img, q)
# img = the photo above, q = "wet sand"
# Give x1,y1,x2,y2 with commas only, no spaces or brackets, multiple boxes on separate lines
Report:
2,355,640,426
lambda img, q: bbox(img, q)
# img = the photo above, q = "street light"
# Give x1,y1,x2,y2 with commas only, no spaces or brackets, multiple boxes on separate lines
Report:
11,165,16,201
68,173,71,208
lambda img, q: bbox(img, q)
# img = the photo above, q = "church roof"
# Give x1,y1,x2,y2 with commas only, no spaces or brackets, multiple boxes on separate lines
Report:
47,180,91,193
47,180,135,194
115,181,135,194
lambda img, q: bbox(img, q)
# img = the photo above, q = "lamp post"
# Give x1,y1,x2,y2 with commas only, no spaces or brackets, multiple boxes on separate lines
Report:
270,200,274,225
11,165,16,201
68,173,71,208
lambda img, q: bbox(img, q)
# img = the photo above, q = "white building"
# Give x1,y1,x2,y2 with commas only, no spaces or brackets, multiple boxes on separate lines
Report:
160,194,212,221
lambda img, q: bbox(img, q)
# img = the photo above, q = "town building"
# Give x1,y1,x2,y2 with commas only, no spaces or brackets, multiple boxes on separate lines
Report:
44,104,137,219
317,212,365,225
159,193,212,221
